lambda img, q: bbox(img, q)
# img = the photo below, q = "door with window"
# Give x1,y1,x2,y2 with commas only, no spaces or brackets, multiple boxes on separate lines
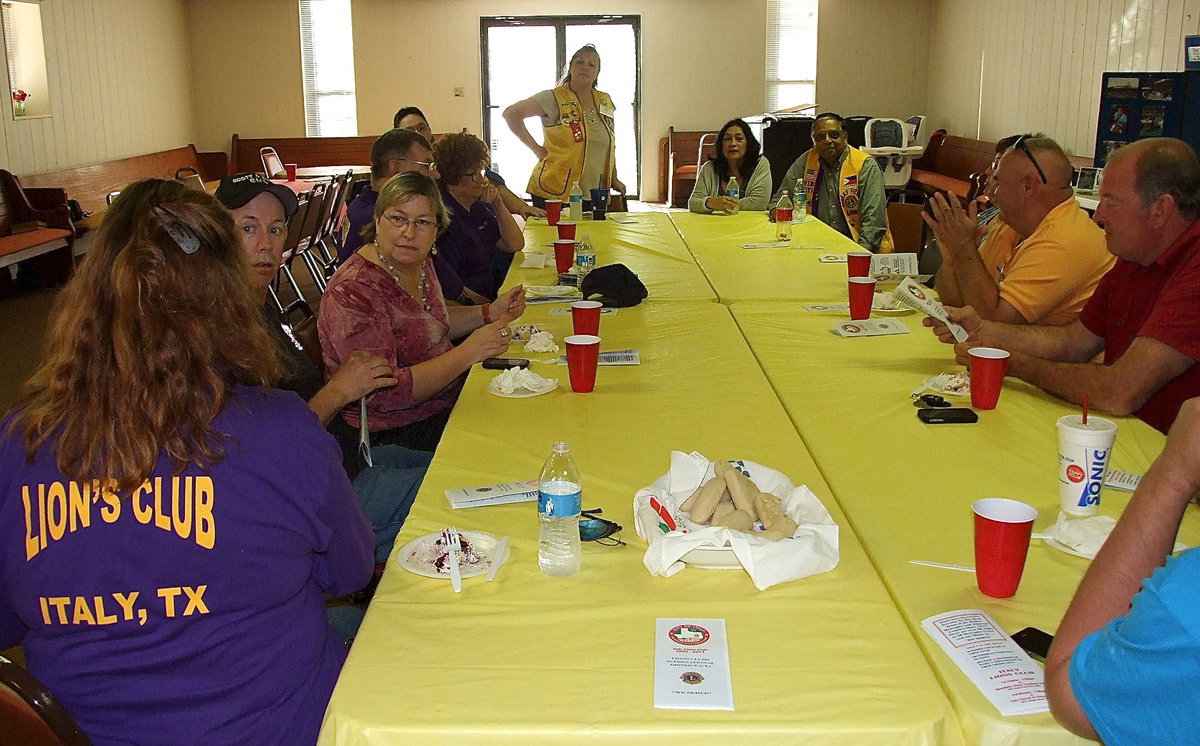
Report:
482,16,640,199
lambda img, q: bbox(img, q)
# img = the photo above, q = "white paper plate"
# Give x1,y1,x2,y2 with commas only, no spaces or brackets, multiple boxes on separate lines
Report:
397,530,500,579
485,377,559,398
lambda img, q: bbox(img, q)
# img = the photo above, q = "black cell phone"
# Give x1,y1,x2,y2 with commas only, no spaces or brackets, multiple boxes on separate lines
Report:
917,407,978,424
1012,627,1054,662
914,393,952,408
482,357,529,370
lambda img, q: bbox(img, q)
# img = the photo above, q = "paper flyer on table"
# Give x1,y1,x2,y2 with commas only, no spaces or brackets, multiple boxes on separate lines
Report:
557,349,640,365
653,618,734,710
922,609,1048,716
1104,469,1142,491
818,254,847,263
610,215,637,224
445,479,539,509
831,319,910,337
803,302,849,312
869,252,919,278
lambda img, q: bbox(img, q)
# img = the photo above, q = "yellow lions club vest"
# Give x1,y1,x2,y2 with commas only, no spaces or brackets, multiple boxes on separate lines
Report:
527,86,615,200
802,146,894,253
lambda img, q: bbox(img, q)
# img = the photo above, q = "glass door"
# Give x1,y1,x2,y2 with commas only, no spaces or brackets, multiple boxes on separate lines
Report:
482,16,640,198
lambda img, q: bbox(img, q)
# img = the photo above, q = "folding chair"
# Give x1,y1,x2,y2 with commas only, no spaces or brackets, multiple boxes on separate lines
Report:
260,147,284,179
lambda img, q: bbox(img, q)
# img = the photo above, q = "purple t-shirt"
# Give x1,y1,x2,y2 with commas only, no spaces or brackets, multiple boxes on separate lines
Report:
436,188,502,300
0,386,373,745
343,185,466,302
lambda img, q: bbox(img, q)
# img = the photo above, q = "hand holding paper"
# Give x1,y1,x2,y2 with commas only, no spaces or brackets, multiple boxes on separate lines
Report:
893,277,969,343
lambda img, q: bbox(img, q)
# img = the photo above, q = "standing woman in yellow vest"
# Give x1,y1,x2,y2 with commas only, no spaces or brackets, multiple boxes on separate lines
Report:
503,44,626,210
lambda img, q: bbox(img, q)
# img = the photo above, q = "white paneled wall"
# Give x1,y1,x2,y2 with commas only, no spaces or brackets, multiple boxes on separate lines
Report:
0,0,195,176
927,0,1200,158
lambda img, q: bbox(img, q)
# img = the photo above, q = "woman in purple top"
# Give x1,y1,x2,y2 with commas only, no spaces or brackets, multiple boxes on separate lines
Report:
0,179,375,745
434,133,525,301
318,171,526,451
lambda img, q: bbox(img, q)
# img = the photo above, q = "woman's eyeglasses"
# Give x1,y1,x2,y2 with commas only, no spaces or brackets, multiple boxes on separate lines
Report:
579,508,624,546
381,213,436,232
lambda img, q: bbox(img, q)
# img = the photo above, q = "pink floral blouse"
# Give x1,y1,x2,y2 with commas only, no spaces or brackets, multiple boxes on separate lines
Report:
317,252,463,431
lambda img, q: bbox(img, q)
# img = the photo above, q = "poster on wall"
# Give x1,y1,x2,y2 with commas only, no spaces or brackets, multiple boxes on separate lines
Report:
1105,76,1140,99
1139,106,1166,137
1106,104,1130,135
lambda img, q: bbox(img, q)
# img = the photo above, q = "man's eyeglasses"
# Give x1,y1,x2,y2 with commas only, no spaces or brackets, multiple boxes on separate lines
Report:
1013,136,1048,184
580,508,624,546
381,213,436,232
399,158,437,174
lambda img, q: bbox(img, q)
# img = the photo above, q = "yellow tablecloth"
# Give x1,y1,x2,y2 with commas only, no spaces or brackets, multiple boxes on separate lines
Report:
321,301,960,745
728,302,1190,745
669,211,861,303
517,212,717,301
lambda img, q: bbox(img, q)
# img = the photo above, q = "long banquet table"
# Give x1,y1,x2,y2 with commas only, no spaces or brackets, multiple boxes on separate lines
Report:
669,211,862,303
320,301,961,744
727,301,1197,745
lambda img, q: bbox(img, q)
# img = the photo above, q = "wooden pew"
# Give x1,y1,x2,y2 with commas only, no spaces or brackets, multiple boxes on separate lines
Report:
229,134,378,175
19,145,226,218
660,127,717,208
909,133,1095,202
0,170,75,286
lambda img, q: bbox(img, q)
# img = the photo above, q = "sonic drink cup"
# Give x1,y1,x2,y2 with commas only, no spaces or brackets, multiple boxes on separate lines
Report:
1057,415,1118,516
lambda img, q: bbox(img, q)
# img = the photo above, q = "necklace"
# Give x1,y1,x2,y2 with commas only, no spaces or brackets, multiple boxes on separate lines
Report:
374,243,430,313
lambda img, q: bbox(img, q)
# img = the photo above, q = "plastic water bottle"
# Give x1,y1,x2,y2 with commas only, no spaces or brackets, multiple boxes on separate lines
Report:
568,182,583,222
574,233,596,281
538,441,582,577
776,191,793,241
793,181,807,223
725,176,740,215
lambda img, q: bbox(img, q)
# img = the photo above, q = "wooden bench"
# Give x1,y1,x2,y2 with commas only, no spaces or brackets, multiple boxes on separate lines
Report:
909,133,996,201
0,170,75,285
229,134,378,175
659,127,717,208
18,145,227,219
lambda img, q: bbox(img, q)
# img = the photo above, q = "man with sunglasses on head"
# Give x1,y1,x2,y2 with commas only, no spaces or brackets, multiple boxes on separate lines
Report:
924,134,1113,325
926,137,1200,435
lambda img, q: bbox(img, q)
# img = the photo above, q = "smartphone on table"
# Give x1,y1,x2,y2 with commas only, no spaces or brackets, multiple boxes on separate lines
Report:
1011,627,1054,662
482,357,530,370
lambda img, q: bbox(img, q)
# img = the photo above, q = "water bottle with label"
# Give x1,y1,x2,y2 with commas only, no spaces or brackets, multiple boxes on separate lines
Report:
725,176,740,215
575,233,596,282
568,181,583,222
538,441,582,576
776,191,793,241
793,180,807,223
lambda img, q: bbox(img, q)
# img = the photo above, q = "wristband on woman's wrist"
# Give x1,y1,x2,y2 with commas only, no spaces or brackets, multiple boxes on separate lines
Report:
482,302,493,324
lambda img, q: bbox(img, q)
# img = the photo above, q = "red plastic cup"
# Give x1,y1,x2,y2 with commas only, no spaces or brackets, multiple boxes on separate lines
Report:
571,300,603,336
848,277,875,320
847,251,872,277
556,221,577,241
973,498,1037,598
968,347,1010,410
545,200,562,225
565,334,601,393
553,239,576,273
284,163,298,181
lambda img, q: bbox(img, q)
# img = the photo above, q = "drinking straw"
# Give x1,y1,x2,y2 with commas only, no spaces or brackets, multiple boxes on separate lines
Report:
1082,394,1089,425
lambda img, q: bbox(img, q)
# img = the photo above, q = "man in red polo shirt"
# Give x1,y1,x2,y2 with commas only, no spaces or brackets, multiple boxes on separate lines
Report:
926,137,1200,434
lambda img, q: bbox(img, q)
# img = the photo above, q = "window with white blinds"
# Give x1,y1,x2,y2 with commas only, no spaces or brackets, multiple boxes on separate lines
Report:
2,3,20,93
765,0,819,113
299,0,357,137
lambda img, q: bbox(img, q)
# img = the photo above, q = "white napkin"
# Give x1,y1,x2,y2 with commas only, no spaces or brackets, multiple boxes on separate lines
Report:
520,251,549,269
634,451,839,590
1048,512,1188,560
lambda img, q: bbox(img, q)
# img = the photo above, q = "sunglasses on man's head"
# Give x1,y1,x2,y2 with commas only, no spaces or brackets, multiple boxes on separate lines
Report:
1013,136,1048,185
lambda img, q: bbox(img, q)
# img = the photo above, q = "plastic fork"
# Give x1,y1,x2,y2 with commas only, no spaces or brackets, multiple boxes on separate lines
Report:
443,528,462,593
911,373,950,399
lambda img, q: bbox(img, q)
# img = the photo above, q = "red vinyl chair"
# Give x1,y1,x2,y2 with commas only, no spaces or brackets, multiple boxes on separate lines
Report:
0,654,91,745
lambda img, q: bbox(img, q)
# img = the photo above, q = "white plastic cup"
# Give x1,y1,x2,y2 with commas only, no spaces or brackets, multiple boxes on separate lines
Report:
1057,415,1118,515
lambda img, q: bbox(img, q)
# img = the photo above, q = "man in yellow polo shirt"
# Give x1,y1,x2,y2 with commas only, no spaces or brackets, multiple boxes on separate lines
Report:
924,135,1113,325
772,112,893,252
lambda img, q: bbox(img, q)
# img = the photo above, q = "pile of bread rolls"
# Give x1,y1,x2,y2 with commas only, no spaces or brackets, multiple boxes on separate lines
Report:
680,462,798,541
